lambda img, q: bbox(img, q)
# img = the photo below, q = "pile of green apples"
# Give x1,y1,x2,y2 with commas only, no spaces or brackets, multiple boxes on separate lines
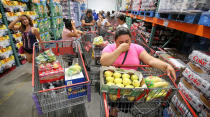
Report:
104,70,141,88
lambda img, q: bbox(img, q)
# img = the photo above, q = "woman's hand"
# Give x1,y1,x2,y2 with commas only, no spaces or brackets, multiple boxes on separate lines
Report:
117,43,130,53
165,64,176,80
71,20,76,27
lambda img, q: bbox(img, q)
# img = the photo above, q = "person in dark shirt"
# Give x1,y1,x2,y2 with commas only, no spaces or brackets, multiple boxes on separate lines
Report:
81,9,95,27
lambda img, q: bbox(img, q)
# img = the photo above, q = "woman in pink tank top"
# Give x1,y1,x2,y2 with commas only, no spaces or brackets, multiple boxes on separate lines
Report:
101,27,176,117
62,19,83,40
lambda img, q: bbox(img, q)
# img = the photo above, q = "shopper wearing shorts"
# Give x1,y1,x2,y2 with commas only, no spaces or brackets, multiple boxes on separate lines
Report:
8,15,42,63
100,27,176,117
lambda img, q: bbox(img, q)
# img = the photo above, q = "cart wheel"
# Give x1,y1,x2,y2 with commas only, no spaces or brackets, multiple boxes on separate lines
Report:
95,58,101,65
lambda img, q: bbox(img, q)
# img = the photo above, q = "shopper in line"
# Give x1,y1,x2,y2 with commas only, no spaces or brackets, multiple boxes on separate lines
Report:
62,18,83,40
101,27,176,76
8,15,42,63
81,9,95,31
106,11,111,22
93,10,98,21
100,27,176,117
116,13,128,29
97,12,111,37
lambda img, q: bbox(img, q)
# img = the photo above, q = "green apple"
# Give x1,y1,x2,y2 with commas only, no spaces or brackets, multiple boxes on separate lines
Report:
113,72,121,78
122,73,130,79
106,76,114,83
131,74,138,81
125,85,134,88
116,83,124,88
123,78,131,86
104,71,113,77
106,82,115,86
114,78,123,84
132,80,140,87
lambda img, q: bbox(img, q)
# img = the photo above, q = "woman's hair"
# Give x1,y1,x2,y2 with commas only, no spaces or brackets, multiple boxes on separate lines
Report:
20,15,33,31
115,27,131,41
106,11,110,17
98,12,105,19
86,9,92,15
117,13,126,22
112,10,115,14
63,18,72,30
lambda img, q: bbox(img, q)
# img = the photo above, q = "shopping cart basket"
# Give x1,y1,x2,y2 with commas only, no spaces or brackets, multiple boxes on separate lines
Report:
32,40,91,115
79,30,98,70
100,65,178,117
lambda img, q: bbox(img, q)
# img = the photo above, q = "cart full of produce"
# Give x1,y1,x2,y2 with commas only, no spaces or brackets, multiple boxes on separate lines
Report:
100,65,177,117
32,40,91,115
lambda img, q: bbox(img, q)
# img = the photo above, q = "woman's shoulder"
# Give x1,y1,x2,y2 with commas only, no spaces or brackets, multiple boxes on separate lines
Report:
131,43,144,50
31,27,40,35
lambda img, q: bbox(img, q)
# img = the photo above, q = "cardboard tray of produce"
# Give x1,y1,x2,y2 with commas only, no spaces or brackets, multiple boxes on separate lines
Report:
100,66,147,97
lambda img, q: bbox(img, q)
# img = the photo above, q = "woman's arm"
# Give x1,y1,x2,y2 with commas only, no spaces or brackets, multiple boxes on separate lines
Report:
97,20,102,27
100,43,129,66
139,50,176,79
105,20,111,27
8,17,21,31
82,20,94,26
33,28,42,42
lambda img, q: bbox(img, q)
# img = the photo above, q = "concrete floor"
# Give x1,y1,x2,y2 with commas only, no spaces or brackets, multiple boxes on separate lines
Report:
0,63,101,117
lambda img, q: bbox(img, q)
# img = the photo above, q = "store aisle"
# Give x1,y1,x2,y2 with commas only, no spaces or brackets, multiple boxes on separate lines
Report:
0,63,100,117
0,63,33,117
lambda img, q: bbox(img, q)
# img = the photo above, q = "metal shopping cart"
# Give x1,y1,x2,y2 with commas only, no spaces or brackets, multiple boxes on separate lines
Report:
100,65,198,117
32,40,91,116
100,65,178,117
79,29,98,70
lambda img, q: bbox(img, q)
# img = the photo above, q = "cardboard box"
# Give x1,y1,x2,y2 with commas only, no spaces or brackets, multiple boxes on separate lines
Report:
65,71,87,99
100,66,146,97
65,71,85,85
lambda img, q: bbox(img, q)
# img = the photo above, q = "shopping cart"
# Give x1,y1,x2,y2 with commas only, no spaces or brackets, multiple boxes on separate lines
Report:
32,40,91,115
79,30,98,70
100,65,198,117
100,65,178,117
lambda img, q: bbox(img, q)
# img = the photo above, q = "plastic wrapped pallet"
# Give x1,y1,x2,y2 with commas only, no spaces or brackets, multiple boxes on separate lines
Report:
158,0,210,13
131,0,141,11
140,0,157,11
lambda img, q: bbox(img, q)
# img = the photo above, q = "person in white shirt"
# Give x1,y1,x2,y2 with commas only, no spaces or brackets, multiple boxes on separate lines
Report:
116,13,128,29
97,12,111,36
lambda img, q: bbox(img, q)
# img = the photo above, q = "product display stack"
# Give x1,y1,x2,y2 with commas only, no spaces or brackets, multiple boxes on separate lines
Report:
32,0,51,41
0,0,38,73
119,0,132,11
157,0,210,24
168,50,210,117
49,0,63,40
60,0,69,18
131,0,141,12
0,14,16,75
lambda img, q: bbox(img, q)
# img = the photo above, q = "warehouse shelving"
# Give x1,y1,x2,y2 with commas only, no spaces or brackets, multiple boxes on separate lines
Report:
126,13,210,39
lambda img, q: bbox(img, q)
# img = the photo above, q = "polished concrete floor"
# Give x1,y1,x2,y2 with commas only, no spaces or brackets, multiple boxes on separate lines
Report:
0,63,101,117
